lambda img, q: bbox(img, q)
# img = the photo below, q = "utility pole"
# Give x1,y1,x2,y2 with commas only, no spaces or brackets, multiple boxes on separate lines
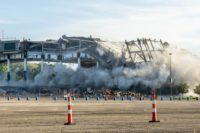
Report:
169,53,172,97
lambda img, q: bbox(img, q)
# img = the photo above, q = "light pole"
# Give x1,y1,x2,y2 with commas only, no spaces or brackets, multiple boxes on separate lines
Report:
169,53,172,97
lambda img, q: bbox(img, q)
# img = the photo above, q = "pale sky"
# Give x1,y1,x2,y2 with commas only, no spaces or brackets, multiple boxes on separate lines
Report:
0,0,200,54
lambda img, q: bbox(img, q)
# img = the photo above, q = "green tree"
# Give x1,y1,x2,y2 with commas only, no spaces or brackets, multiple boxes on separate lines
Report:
194,84,200,95
0,63,7,73
176,82,189,94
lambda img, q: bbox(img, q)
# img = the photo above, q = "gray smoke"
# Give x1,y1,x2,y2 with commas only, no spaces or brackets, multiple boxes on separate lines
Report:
31,60,169,90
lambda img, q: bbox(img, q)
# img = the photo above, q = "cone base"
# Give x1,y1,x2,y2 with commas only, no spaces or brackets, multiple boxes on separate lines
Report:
64,122,76,125
149,120,160,123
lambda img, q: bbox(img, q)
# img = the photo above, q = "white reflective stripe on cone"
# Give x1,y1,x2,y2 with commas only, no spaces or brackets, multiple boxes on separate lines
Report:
152,100,156,104
152,108,156,113
68,110,72,114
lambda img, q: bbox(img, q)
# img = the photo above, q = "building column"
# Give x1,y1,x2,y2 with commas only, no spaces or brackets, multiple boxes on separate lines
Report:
77,52,81,68
7,55,10,81
23,52,27,81
41,53,45,72
57,54,62,64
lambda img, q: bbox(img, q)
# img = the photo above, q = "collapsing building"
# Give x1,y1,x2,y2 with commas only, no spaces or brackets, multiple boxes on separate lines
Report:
0,35,169,94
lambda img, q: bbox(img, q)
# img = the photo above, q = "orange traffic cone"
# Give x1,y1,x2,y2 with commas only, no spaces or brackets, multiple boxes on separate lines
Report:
149,89,160,123
64,95,73,125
